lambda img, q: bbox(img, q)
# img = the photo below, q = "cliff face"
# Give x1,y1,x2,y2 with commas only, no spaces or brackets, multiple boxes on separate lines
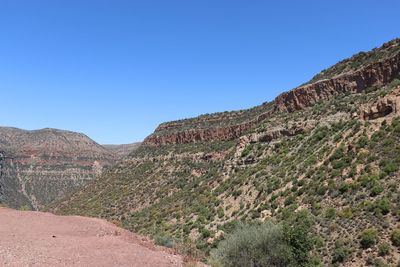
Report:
144,40,400,146
275,52,400,112
0,127,119,210
144,111,272,146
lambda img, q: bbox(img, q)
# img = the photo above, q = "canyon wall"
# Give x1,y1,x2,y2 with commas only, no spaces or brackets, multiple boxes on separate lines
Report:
275,53,400,112
0,127,119,210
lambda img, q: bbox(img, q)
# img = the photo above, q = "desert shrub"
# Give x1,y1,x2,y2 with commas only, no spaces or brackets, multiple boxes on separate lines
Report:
391,229,400,247
369,258,390,267
378,242,391,256
332,240,350,264
325,207,337,219
210,222,294,267
380,160,398,175
360,228,378,249
154,234,175,248
370,184,384,197
357,135,369,148
375,198,391,215
283,210,315,266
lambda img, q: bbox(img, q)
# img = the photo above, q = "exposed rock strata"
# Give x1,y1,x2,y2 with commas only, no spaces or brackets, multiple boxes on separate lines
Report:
275,53,400,112
145,49,400,146
0,127,119,209
144,111,271,146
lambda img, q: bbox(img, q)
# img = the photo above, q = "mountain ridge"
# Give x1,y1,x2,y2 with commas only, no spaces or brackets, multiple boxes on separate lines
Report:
53,38,400,266
0,126,138,210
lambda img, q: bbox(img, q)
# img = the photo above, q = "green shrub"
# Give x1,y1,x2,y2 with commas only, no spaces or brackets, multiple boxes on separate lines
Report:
370,184,384,197
378,242,391,256
357,136,369,148
360,228,378,249
154,234,175,248
391,229,400,247
325,208,337,219
210,222,294,267
332,240,350,264
375,198,391,215
283,210,315,266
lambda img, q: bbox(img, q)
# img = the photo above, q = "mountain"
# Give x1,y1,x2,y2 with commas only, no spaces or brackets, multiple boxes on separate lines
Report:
103,143,141,158
53,38,400,266
0,127,122,210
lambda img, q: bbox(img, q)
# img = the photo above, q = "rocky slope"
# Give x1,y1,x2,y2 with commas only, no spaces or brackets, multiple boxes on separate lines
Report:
0,127,121,210
54,38,400,266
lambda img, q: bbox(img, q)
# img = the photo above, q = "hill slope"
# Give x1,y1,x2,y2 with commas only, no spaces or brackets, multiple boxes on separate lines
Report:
54,38,400,266
0,127,120,210
103,143,141,158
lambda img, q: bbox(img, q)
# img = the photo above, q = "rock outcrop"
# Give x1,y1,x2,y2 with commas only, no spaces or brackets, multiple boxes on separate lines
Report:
360,87,400,120
145,40,400,146
144,109,272,146
275,52,400,112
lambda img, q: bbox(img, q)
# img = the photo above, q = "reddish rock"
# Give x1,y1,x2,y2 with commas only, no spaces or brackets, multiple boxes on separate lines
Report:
360,86,400,120
275,53,400,112
144,112,271,146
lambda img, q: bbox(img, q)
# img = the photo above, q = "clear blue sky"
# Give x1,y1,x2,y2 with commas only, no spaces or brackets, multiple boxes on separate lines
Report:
0,1,399,144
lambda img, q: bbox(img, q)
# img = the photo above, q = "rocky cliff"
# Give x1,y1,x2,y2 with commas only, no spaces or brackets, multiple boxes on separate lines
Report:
144,39,400,146
275,51,400,112
0,127,120,210
144,109,272,146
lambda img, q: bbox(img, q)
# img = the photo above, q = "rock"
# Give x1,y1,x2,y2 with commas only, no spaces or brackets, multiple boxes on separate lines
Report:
144,110,272,146
360,87,400,120
275,52,400,113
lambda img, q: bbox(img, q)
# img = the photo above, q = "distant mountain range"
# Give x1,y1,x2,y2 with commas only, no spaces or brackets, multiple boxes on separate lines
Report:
0,127,139,210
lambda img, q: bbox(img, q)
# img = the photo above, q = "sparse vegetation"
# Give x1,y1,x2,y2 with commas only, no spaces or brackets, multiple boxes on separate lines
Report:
52,38,400,266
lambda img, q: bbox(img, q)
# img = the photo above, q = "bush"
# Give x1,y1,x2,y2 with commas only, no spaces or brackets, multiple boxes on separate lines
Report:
375,198,391,215
370,184,384,197
378,242,391,256
210,222,294,267
154,234,175,248
283,210,315,266
360,228,378,249
391,229,400,247
332,240,350,264
357,136,369,148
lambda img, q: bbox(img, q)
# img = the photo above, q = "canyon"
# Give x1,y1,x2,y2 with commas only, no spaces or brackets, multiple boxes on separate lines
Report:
0,127,138,210
54,38,400,266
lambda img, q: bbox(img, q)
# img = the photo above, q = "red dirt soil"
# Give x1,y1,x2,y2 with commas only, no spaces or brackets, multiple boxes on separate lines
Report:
0,208,183,267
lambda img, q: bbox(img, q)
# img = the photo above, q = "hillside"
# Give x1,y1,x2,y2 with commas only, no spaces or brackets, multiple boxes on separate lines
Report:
0,127,121,210
103,143,141,158
53,38,400,266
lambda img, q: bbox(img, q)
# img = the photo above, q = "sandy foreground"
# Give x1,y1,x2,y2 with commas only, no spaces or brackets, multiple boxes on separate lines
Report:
0,208,183,267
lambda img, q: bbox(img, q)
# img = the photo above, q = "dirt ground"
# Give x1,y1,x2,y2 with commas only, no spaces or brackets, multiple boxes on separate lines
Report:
0,208,183,267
